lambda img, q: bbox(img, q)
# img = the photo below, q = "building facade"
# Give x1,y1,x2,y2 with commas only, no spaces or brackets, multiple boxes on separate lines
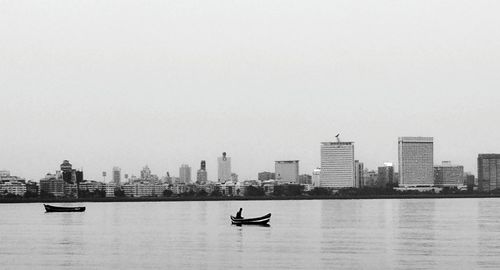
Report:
377,163,395,187
217,152,232,183
112,167,121,186
434,161,464,187
478,154,500,192
179,164,192,184
312,168,321,187
39,174,65,197
354,160,364,188
275,160,299,184
320,142,355,188
196,160,208,185
398,137,434,187
258,171,275,181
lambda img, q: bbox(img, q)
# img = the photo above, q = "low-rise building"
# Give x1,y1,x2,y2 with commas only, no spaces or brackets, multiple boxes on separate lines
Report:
39,174,65,197
0,181,27,196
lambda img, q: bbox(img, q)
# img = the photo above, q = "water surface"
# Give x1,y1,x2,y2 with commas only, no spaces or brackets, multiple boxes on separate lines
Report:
1,199,500,269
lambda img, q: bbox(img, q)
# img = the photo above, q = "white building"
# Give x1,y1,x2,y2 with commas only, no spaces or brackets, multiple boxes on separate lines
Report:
179,164,192,184
0,181,26,196
398,137,434,187
312,168,321,187
105,183,116,198
275,160,299,184
217,152,232,183
320,142,355,188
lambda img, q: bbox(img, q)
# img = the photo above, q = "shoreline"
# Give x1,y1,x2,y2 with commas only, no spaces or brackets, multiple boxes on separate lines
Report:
1,194,500,204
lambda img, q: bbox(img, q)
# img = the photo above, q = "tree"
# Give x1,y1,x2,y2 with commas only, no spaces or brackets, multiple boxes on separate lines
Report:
210,189,222,197
114,188,126,197
197,189,208,197
24,191,39,198
244,186,266,197
308,187,331,196
163,189,173,197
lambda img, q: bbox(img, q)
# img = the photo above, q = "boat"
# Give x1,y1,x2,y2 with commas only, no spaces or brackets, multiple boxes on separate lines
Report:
231,213,271,225
44,204,86,212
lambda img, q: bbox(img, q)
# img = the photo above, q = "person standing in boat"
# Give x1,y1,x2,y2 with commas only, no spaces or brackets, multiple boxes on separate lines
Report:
236,208,243,219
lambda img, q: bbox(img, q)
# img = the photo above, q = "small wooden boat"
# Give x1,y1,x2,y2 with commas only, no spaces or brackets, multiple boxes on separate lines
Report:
231,213,271,225
44,204,86,212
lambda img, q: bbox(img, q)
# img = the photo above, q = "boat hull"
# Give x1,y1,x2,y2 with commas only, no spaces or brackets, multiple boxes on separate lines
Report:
44,204,86,212
231,213,271,225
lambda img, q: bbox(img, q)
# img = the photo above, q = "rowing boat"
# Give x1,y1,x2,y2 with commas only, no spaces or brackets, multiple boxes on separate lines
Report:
44,204,86,212
231,213,271,225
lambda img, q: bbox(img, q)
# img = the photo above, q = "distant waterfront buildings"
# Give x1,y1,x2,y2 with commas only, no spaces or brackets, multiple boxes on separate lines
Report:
196,160,208,185
398,137,434,187
354,160,364,188
39,173,65,197
320,141,355,188
312,168,321,187
179,164,192,184
112,167,121,186
434,161,464,187
478,154,500,192
275,160,299,184
299,174,312,185
258,171,275,181
377,163,395,187
217,152,232,183
140,165,152,180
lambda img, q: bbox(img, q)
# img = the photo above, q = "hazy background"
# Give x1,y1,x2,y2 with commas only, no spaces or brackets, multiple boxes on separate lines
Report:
1,0,499,181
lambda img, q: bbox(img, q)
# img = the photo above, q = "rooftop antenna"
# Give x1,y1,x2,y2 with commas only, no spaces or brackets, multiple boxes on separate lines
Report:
335,133,341,143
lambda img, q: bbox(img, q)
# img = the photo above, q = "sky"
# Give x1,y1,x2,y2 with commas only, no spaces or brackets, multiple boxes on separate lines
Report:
1,0,499,181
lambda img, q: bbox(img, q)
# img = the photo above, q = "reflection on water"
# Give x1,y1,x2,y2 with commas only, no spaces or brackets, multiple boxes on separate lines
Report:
1,199,500,269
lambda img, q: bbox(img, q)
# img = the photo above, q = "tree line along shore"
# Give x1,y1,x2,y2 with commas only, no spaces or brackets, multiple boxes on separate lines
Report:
2,186,500,203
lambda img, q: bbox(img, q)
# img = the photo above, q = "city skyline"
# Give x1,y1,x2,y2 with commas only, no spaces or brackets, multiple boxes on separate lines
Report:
0,135,495,182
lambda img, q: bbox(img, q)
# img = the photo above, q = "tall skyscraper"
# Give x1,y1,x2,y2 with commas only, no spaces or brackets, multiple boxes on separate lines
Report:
478,154,500,192
377,162,395,187
398,137,434,187
354,160,364,188
320,141,355,188
217,152,231,183
179,164,192,184
196,160,208,184
275,160,299,184
434,161,464,187
140,165,152,180
312,168,321,187
112,167,121,186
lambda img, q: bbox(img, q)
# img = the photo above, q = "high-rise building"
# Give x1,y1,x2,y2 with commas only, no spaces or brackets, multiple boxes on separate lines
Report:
298,174,312,185
179,164,192,184
275,160,299,184
197,160,208,184
112,167,121,186
140,165,152,180
258,171,275,181
354,160,364,188
434,161,464,187
312,168,321,187
217,152,232,183
464,173,475,187
478,154,500,192
377,163,395,187
398,137,434,187
320,142,355,188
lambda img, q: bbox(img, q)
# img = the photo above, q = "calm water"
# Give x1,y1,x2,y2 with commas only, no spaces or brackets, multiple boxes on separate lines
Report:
1,199,500,269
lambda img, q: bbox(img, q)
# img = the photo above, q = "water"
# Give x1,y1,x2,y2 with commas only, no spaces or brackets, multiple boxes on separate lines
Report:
1,198,500,269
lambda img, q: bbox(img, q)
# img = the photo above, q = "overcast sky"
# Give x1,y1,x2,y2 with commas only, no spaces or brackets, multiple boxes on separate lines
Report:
1,0,499,181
